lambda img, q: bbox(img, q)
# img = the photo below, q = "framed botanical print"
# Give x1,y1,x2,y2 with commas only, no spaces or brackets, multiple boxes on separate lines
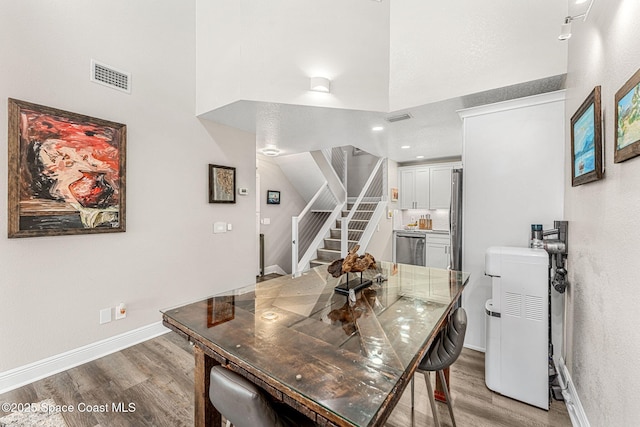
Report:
570,86,603,186
615,68,640,163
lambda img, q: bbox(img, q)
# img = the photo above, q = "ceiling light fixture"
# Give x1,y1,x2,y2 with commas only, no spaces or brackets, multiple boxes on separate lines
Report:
261,147,281,156
310,76,331,93
416,155,425,159
401,145,410,149
372,126,384,131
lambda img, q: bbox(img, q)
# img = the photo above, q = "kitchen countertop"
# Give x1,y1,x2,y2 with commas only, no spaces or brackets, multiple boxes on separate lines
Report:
394,229,449,235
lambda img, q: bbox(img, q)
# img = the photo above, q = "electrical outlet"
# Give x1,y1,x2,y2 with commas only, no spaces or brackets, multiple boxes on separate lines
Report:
99,308,112,324
115,303,126,320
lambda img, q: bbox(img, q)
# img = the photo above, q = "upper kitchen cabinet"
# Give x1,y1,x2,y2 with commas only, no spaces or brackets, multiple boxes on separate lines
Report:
399,162,461,210
429,165,453,209
400,168,430,209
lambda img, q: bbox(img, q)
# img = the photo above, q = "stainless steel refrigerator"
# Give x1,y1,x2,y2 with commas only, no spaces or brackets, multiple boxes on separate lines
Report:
449,168,463,270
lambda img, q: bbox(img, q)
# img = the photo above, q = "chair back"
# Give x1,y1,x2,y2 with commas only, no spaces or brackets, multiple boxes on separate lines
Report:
419,307,467,372
209,365,288,427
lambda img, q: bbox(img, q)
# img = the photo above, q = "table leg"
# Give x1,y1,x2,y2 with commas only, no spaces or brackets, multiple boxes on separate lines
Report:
194,344,221,427
434,367,450,403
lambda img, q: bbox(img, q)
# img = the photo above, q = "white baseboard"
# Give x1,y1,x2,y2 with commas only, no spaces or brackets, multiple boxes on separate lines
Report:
463,343,486,353
0,322,170,395
556,357,590,427
264,264,287,276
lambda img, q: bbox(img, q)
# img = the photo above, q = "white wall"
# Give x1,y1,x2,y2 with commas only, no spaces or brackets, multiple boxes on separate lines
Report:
346,147,378,198
364,160,398,263
0,1,256,373
274,153,325,203
257,156,307,274
389,0,568,110
196,0,390,114
564,1,640,425
460,92,565,351
197,1,567,119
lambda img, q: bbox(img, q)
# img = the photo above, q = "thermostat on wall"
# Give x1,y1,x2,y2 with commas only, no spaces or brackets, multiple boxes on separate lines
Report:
238,188,249,195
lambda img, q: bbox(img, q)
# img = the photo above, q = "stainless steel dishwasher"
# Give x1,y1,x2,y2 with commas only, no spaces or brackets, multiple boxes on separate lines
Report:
395,232,426,266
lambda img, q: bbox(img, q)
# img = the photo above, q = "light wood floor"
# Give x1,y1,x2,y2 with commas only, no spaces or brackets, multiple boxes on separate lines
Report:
0,332,571,427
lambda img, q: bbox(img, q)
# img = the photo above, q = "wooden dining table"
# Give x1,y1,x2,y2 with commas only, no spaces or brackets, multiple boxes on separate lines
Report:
162,261,470,427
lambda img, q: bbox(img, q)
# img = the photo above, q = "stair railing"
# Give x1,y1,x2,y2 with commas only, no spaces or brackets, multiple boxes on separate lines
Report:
340,157,386,256
291,181,344,277
323,147,347,189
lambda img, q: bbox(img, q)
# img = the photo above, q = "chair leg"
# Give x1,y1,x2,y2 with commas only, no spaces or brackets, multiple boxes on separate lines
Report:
437,370,456,427
411,375,415,409
411,375,415,427
423,371,441,427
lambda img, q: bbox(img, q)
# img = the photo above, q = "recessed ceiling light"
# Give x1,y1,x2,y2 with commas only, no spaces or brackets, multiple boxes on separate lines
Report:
372,126,384,132
416,155,424,159
401,145,410,149
575,0,587,4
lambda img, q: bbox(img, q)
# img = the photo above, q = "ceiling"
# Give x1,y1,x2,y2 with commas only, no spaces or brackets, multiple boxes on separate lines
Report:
201,74,566,163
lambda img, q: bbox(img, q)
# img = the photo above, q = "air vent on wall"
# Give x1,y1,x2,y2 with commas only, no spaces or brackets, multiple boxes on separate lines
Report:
90,59,131,93
385,113,412,123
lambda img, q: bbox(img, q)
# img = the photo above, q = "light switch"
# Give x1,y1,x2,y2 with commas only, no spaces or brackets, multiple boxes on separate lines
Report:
263,218,271,225
227,223,233,231
99,308,112,324
213,222,227,233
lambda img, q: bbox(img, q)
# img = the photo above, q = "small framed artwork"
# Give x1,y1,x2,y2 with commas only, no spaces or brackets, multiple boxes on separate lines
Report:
615,68,640,163
8,98,126,238
267,190,280,205
209,164,236,203
570,86,603,187
391,187,398,202
207,296,235,327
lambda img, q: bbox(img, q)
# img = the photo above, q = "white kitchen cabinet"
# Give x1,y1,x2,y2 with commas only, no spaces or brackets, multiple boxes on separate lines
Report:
400,168,429,209
429,166,453,209
399,162,460,210
426,234,450,269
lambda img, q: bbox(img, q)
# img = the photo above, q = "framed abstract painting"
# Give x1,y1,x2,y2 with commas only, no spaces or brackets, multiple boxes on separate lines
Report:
8,99,126,238
615,68,640,163
570,86,603,187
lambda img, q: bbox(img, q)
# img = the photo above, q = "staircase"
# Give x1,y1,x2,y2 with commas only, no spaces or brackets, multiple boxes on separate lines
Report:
291,150,387,277
310,202,379,268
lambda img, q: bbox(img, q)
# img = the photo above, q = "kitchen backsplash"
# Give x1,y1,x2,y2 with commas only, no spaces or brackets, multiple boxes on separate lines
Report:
394,209,450,231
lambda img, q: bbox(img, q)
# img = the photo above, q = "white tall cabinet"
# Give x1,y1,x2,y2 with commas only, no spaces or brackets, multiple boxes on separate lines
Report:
458,91,565,352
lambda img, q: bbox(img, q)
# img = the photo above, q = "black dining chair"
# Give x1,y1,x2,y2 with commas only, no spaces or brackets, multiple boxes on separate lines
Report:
411,307,467,427
209,365,316,427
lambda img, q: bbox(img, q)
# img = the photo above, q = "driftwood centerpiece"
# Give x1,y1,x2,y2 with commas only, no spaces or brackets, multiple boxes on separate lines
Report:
327,245,378,278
